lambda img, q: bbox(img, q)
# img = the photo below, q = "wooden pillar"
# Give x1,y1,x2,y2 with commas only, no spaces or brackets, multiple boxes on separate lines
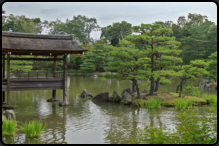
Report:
63,54,67,103
52,55,57,99
59,54,69,106
7,53,10,106
3,54,5,102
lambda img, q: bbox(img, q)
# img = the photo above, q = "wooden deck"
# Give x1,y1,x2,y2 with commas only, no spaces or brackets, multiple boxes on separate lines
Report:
2,78,64,91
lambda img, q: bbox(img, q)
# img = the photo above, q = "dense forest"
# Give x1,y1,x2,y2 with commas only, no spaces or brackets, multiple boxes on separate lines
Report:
2,13,217,95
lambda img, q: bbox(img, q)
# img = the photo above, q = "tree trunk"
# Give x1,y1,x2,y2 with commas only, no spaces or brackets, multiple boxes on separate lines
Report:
154,77,161,92
149,77,155,95
132,80,136,93
101,58,108,73
134,78,140,98
178,78,187,97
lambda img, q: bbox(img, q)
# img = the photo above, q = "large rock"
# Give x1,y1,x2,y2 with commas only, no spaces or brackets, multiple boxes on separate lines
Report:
121,88,132,103
108,91,121,102
2,110,16,121
130,101,139,107
79,89,93,98
205,82,217,90
92,92,109,102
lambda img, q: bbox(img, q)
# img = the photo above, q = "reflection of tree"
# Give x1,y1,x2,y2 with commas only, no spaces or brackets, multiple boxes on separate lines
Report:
147,109,162,128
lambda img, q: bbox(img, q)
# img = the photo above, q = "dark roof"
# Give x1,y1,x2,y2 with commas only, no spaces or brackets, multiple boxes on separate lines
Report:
2,31,87,55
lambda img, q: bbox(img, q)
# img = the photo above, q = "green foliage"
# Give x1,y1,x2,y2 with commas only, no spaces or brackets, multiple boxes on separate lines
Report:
144,98,162,109
100,21,132,42
174,98,193,109
204,51,217,81
128,111,217,144
2,119,17,136
19,120,47,138
8,55,34,75
182,85,201,97
2,14,46,33
201,94,217,105
176,13,217,64
48,15,100,44
130,23,183,93
81,42,112,72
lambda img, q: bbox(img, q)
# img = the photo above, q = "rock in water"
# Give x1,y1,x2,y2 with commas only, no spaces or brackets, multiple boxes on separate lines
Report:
79,89,93,98
92,92,109,102
108,91,121,102
2,110,16,121
121,88,132,103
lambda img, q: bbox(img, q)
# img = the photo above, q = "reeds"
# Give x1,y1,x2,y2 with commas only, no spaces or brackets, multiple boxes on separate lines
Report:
2,119,17,136
140,99,162,109
174,98,193,109
19,120,47,138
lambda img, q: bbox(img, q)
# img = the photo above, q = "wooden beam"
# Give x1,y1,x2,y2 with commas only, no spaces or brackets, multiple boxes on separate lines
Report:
4,57,63,61
7,54,10,106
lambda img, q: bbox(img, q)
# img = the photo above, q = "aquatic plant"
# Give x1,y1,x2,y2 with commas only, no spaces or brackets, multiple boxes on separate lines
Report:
128,111,217,144
19,120,47,138
174,98,193,109
202,94,217,105
139,100,145,108
2,119,17,136
144,98,162,109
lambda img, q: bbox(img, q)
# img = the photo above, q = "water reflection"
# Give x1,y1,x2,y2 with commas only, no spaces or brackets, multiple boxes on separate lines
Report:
2,75,217,144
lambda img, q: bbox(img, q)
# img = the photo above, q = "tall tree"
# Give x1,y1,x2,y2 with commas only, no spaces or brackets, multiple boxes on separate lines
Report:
100,21,132,46
127,24,182,95
2,14,46,34
48,15,100,44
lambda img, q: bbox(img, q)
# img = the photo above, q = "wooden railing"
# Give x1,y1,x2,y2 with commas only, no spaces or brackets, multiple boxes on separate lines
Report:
10,71,63,79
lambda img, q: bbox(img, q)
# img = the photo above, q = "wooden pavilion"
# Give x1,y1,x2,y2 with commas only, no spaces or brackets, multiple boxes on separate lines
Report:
2,31,87,108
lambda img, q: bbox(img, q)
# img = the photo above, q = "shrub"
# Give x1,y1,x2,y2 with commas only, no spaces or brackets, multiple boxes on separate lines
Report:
182,85,201,97
2,119,17,136
127,111,217,144
19,120,47,138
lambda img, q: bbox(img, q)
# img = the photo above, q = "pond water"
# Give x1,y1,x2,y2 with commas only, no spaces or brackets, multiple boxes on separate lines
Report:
2,75,217,144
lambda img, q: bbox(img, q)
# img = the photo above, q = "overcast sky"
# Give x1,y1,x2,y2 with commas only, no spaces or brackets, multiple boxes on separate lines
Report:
2,2,217,40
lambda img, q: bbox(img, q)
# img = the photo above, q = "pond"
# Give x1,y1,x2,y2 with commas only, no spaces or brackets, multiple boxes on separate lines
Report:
2,75,217,144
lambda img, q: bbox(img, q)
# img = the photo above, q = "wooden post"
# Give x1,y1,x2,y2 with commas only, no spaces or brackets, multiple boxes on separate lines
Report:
52,55,57,100
3,54,5,102
7,53,10,106
59,54,69,106
63,54,67,103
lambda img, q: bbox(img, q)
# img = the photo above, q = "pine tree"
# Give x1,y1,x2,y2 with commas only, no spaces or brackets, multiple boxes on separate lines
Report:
106,40,150,98
127,24,182,95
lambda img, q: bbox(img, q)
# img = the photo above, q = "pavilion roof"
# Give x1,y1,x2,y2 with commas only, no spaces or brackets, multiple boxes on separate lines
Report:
2,31,87,55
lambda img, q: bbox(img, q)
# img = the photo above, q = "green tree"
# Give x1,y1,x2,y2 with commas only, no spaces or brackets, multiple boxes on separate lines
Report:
2,14,47,34
204,51,217,82
100,21,132,46
48,15,100,44
127,24,182,94
106,40,150,98
175,60,209,97
8,55,34,76
81,40,112,73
